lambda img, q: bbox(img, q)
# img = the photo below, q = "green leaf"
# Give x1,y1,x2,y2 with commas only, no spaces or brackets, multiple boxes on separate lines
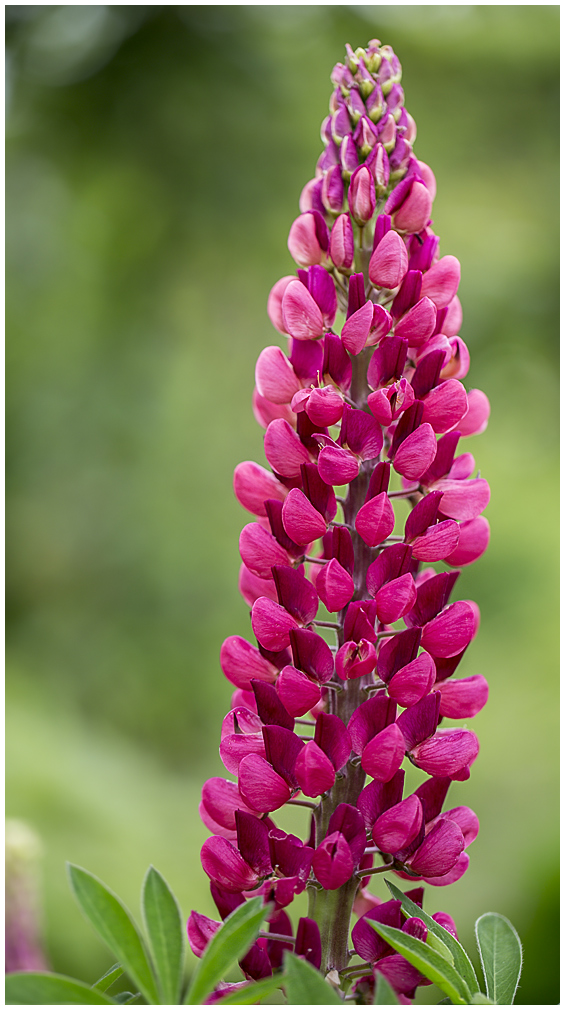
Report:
68,864,159,1005
427,930,455,965
214,973,285,1004
470,995,495,1004
142,865,185,1004
373,969,400,1004
385,879,479,993
475,912,522,1005
184,897,268,1006
367,921,471,1006
92,964,123,992
283,953,342,1004
437,1000,452,1005
5,972,117,1004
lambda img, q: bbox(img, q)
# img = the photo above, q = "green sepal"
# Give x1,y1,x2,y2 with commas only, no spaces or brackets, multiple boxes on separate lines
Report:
367,920,471,1006
475,912,522,1005
6,972,117,1005
283,952,342,1005
184,896,268,1006
67,863,159,1006
385,879,479,993
142,865,185,1004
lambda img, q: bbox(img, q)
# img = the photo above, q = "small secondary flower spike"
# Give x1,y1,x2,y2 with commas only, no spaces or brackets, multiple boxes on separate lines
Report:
191,40,491,1003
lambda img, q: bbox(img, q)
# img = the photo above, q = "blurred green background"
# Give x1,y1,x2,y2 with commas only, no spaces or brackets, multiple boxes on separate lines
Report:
6,5,559,1004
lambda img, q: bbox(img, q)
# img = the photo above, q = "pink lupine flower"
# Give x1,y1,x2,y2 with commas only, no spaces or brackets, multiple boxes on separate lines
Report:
195,39,491,992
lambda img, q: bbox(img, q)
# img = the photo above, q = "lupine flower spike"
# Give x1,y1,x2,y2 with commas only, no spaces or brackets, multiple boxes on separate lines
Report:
191,39,490,1003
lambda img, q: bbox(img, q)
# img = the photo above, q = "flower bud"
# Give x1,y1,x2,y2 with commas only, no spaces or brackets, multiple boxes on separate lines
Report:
287,211,329,267
330,213,355,269
340,135,359,175
369,231,408,289
322,165,345,214
348,164,376,225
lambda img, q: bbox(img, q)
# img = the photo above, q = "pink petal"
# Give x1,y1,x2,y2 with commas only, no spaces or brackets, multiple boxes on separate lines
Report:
330,213,355,270
201,835,259,892
201,778,257,834
421,379,468,434
393,180,433,234
375,573,417,624
341,301,374,355
253,388,296,429
288,212,328,267
442,807,480,848
392,423,437,481
407,818,464,878
420,255,461,309
422,851,469,887
251,597,300,652
373,795,423,854
388,652,436,708
362,723,406,782
316,558,355,612
238,564,278,608
282,280,325,340
433,477,490,521
220,636,278,690
282,488,327,546
304,385,344,426
369,230,409,290
276,665,322,718
234,461,288,518
394,295,436,346
410,727,480,778
457,388,490,436
238,753,293,813
188,911,221,957
312,831,354,890
335,639,376,680
267,276,295,334
433,675,489,719
355,491,395,547
421,600,476,658
264,418,312,477
445,516,490,567
294,740,336,797
239,522,290,578
255,346,302,405
411,519,460,562
318,444,359,485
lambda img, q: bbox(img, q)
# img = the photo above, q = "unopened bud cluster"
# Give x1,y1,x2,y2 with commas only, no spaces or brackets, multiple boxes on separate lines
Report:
189,41,491,1004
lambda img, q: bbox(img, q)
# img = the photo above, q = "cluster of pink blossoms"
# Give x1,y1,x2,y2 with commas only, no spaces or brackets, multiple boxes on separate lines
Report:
189,40,491,1003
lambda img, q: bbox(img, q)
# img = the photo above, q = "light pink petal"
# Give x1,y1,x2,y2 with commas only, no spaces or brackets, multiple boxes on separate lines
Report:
238,564,278,608
233,461,288,518
433,675,489,719
434,477,490,521
440,336,470,380
443,295,462,337
411,519,460,562
255,346,302,404
264,418,312,477
394,296,436,346
251,597,300,652
445,516,490,567
252,388,296,429
282,280,325,340
457,388,491,436
288,213,327,267
392,423,437,481
355,491,395,547
330,213,355,270
369,230,409,290
267,276,295,334
282,488,327,546
416,160,436,200
238,753,293,813
420,255,461,309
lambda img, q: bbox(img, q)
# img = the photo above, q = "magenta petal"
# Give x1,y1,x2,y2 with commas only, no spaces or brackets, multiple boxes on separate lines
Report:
272,565,318,625
330,213,355,270
340,404,384,460
294,740,336,797
396,693,440,751
295,918,322,969
251,597,299,652
188,911,221,957
264,419,312,477
392,423,437,480
411,520,460,562
234,462,288,518
441,806,479,848
282,488,327,546
362,723,406,782
388,652,436,708
369,231,409,290
433,477,490,521
304,386,344,426
355,491,395,547
408,818,465,878
335,639,376,680
377,954,428,995
219,728,265,777
318,444,359,485
201,836,259,892
315,712,352,771
341,301,374,355
349,695,397,755
421,379,468,433
290,627,335,683
422,851,469,887
373,795,423,854
458,388,490,437
445,516,490,567
352,900,403,962
276,665,321,718
253,388,296,429
288,212,329,268
404,490,443,542
433,675,489,719
239,523,290,579
411,727,480,778
220,636,278,690
316,558,355,612
255,346,302,404
375,573,417,624
357,772,405,831
238,754,293,813
312,831,354,890
432,911,459,938
420,255,461,309
421,600,476,658
267,276,295,334
235,810,273,876
199,800,237,841
239,564,278,608
377,627,421,683
395,296,437,346
282,280,325,340
201,778,257,834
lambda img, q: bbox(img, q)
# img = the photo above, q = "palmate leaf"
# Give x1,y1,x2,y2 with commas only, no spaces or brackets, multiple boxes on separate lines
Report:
475,912,522,1005
214,973,285,1004
142,866,185,1004
184,897,268,1005
385,879,479,993
68,864,160,1005
367,921,471,1006
6,972,117,1004
373,970,400,1004
283,953,342,1005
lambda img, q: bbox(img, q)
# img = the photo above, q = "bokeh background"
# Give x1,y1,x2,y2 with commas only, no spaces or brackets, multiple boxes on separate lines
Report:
6,5,559,1004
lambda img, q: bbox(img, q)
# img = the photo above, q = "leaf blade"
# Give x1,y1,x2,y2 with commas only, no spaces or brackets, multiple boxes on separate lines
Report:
184,897,268,1006
6,972,116,1005
385,878,479,993
142,865,185,1004
367,921,471,1006
92,964,123,993
214,973,285,1005
475,912,522,1005
283,952,342,1005
68,864,159,1006
373,969,400,1004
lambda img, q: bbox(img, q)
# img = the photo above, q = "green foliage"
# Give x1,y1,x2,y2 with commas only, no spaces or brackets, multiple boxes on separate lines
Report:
68,864,160,1005
92,964,124,992
366,921,471,1005
5,972,117,1005
214,973,285,1005
373,970,400,1004
475,913,522,1005
283,953,342,1005
184,897,268,1006
142,866,185,1004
